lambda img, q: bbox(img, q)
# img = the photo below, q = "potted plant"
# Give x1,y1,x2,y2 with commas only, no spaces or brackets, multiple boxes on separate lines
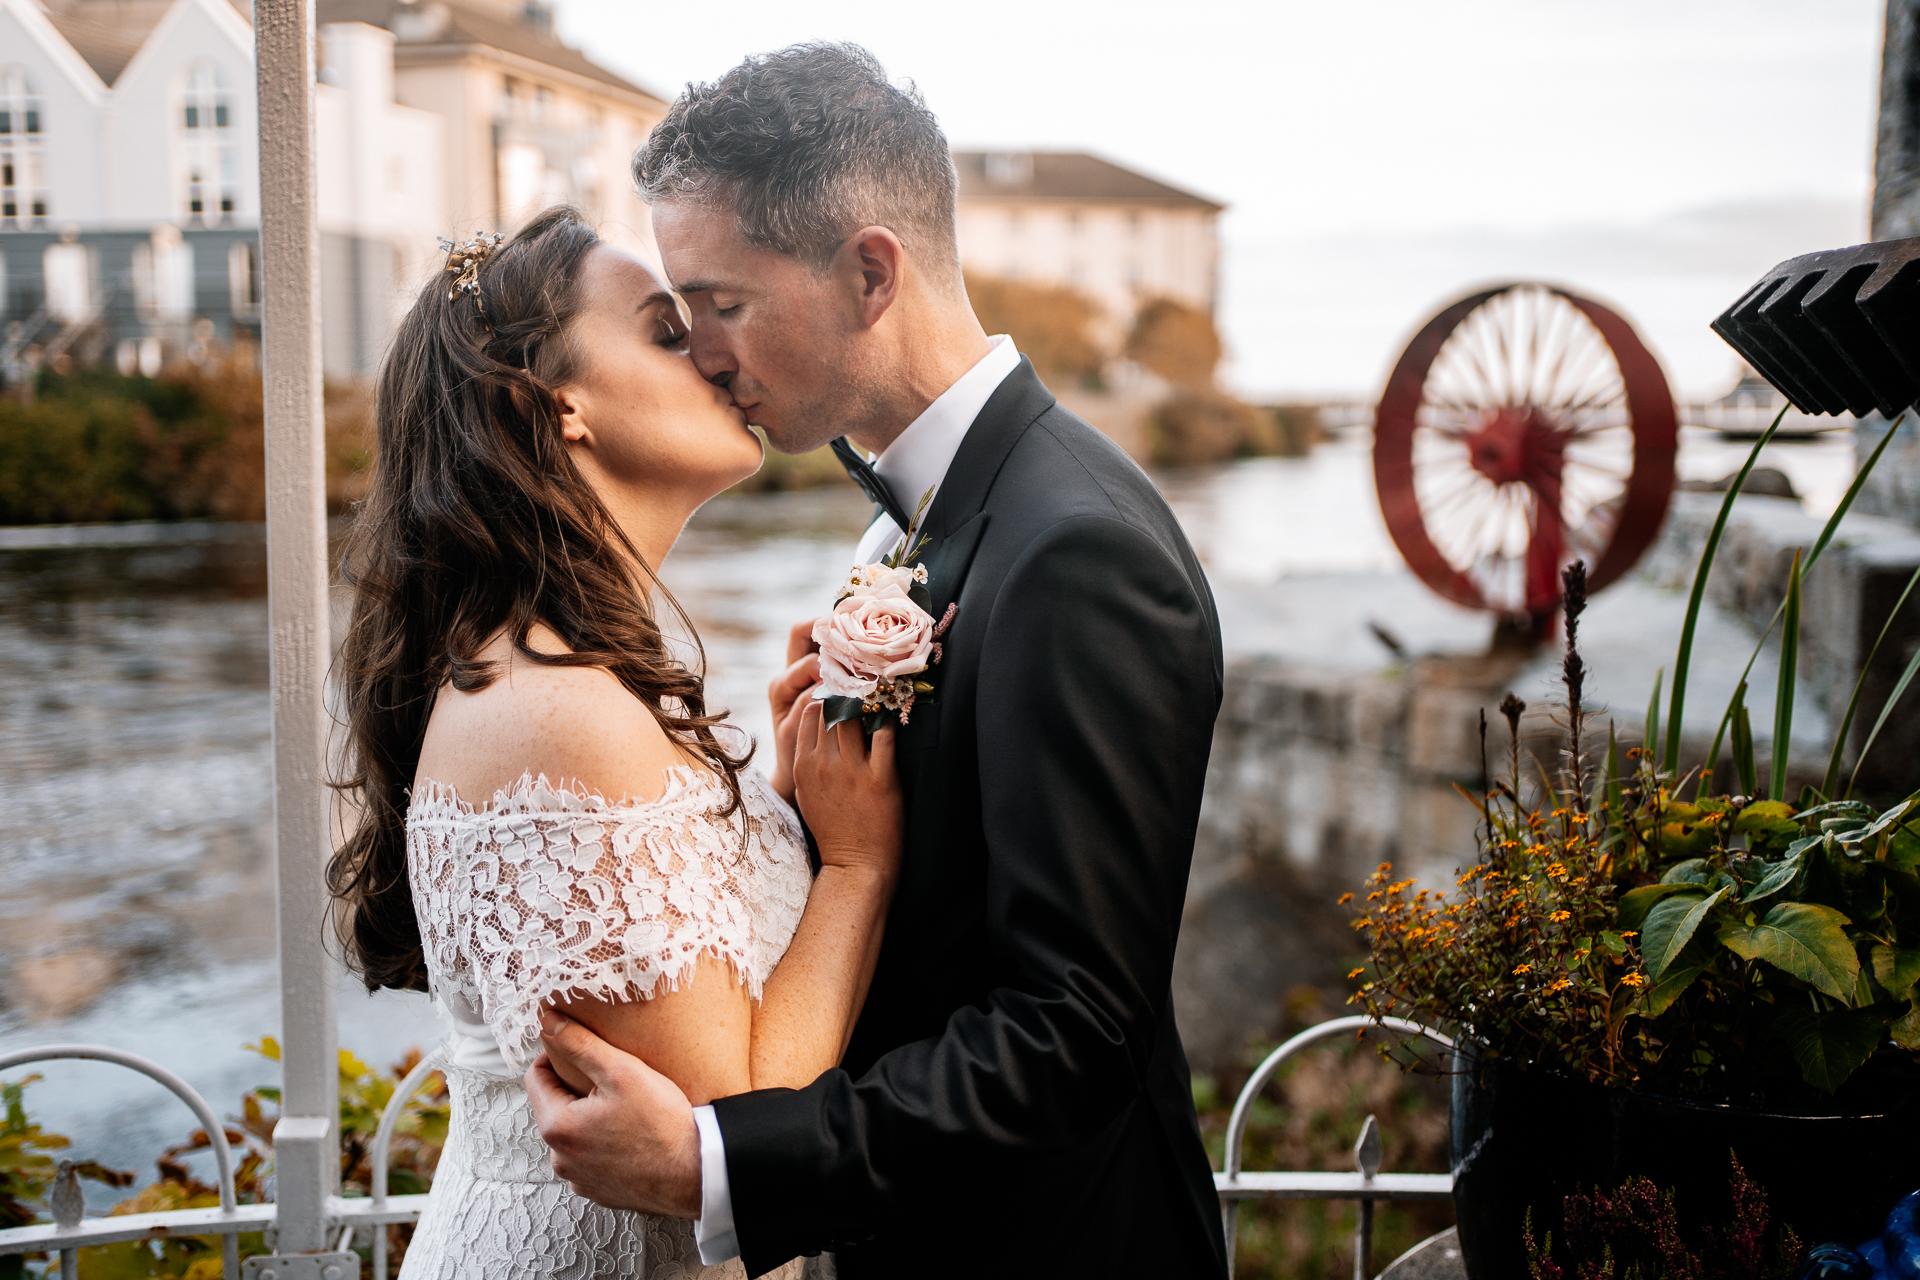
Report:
1345,417,1920,1280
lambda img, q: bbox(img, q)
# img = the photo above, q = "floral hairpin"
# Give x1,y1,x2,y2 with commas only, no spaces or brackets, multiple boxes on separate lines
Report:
439,232,505,317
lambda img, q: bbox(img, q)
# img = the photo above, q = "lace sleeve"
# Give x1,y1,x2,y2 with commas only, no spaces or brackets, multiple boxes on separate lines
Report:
408,769,773,1075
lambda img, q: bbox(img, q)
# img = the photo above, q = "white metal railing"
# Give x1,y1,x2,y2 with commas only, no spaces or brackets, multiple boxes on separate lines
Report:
1214,1016,1457,1279
0,1045,442,1275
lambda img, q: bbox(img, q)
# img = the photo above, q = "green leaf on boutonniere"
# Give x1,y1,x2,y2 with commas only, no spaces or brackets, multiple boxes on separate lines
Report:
861,708,889,735
908,578,933,616
821,695,866,731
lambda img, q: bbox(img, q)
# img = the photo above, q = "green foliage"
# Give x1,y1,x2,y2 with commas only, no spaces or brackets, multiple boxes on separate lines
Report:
0,354,375,527
1348,427,1920,1100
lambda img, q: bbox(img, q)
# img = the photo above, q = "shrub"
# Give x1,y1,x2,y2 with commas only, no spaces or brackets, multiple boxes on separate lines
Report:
0,351,373,525
1148,390,1271,467
964,271,1109,383
1127,296,1222,389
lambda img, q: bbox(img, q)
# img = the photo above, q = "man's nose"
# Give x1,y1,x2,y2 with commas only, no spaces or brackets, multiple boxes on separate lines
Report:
687,323,736,386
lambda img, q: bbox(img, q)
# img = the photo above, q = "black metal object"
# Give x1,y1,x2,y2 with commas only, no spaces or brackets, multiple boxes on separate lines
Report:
1711,236,1920,418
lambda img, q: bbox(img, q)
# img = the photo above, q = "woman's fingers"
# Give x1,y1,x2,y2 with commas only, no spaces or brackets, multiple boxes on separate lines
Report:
867,723,896,777
787,618,819,665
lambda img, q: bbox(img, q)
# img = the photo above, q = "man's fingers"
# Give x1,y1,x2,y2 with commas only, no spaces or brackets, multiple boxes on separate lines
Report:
524,1056,579,1130
539,1007,624,1092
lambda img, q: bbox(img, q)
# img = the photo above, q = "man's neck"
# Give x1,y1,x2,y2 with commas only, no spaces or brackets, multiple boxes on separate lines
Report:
845,308,993,457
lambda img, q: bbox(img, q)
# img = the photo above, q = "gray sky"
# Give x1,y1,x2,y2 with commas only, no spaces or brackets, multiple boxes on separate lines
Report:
558,0,1883,401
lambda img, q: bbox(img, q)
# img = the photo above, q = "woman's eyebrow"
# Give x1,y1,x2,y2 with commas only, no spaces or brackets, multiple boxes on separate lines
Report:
635,289,678,314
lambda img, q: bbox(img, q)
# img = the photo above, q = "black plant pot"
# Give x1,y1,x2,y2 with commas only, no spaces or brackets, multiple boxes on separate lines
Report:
1449,1045,1920,1280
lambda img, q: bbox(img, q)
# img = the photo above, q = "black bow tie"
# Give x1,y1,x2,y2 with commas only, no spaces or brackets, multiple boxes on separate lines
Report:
830,436,913,534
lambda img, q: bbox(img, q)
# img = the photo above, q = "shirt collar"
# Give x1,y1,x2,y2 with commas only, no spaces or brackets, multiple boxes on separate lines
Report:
872,334,1022,525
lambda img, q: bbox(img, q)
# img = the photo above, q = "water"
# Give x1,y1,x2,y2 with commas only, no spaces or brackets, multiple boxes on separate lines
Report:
0,427,1860,1189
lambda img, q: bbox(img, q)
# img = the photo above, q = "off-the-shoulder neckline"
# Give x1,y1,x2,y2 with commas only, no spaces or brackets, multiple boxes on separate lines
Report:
409,765,729,820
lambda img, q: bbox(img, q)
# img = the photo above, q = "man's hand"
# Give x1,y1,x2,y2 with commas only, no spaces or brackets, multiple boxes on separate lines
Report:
524,1008,703,1217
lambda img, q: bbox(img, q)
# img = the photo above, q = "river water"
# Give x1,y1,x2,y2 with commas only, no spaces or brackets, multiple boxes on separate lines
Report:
0,426,1858,1190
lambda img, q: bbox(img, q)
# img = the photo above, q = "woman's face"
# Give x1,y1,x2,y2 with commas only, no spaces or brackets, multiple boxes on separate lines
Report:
554,244,765,524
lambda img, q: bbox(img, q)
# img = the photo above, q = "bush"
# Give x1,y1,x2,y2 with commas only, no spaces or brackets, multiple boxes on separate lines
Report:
1148,391,1273,467
964,271,1109,383
0,351,372,525
1128,296,1222,389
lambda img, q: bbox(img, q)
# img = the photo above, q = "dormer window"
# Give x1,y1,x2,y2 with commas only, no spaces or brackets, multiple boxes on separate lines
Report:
0,67,48,225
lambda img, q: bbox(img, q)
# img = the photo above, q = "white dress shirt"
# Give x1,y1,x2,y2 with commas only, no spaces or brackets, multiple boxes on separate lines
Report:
690,334,1022,1265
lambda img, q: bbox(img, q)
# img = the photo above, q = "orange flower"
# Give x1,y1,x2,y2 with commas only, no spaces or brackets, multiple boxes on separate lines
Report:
1513,963,1533,975
1548,978,1573,993
1549,910,1571,924
1347,967,1365,980
1620,973,1649,988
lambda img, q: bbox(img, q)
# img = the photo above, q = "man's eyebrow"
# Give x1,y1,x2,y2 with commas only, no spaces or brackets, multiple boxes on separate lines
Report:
669,278,723,296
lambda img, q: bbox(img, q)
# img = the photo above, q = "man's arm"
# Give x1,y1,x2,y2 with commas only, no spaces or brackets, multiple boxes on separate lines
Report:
712,514,1222,1270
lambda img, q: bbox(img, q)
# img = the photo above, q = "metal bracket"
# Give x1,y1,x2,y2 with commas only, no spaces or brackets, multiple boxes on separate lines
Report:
241,1253,358,1280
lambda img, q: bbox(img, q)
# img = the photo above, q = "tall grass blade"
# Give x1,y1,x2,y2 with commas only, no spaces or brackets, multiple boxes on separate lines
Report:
1666,407,1787,773
1646,668,1663,764
1850,634,1920,795
1605,723,1622,820
1699,411,1903,790
1771,549,1803,802
1824,560,1920,798
1731,683,1756,797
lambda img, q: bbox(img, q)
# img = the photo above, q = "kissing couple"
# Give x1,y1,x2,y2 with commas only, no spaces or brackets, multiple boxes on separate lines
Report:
328,41,1228,1280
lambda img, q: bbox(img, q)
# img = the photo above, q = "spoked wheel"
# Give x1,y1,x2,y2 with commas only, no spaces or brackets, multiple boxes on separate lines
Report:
1373,283,1677,630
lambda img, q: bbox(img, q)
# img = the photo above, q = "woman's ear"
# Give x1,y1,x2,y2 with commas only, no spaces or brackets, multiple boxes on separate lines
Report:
555,385,591,445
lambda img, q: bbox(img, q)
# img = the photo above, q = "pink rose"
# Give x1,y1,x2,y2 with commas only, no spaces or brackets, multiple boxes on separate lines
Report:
813,569,935,700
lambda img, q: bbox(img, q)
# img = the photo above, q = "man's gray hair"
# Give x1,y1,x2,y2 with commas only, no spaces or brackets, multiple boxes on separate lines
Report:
634,43,960,282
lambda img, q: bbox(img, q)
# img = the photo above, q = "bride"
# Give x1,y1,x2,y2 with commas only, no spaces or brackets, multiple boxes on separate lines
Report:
326,206,898,1278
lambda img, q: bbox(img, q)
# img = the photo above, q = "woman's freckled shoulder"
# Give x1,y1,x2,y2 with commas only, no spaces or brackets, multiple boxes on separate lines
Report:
423,651,681,800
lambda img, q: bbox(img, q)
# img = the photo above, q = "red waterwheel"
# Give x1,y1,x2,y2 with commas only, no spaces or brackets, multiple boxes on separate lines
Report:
1373,283,1678,627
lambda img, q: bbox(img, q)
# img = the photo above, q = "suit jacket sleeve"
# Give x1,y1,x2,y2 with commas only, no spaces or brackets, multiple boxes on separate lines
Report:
710,513,1222,1272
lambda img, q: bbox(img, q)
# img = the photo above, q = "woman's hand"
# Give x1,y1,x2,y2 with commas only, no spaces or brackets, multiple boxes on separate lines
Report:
792,699,902,887
767,619,820,805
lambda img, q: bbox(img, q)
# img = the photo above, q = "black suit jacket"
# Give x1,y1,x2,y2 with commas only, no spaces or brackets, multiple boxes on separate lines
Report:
712,360,1229,1279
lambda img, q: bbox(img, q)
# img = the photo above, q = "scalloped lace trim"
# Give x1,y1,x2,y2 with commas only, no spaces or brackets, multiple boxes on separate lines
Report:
406,766,812,1076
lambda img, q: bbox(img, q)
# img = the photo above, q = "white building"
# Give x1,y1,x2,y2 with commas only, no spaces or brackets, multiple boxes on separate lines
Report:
0,0,666,379
953,150,1224,328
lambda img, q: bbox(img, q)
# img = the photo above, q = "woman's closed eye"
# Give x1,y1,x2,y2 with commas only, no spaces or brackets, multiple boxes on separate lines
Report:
655,316,690,350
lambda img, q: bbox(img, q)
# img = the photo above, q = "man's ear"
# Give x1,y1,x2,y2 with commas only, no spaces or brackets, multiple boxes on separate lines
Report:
843,226,904,329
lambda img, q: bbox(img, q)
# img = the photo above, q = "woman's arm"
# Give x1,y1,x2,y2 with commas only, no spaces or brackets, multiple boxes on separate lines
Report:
549,702,900,1099
750,702,899,1088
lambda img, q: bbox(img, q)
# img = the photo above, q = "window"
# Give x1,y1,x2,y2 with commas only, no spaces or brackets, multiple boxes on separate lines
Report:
179,62,237,222
0,67,48,225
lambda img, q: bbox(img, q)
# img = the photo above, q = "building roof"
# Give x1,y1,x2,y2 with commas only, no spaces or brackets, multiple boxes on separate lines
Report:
42,0,194,85
952,151,1224,212
316,0,666,105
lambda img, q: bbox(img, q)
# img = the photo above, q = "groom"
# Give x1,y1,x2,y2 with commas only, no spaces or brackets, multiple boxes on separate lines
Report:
526,43,1228,1278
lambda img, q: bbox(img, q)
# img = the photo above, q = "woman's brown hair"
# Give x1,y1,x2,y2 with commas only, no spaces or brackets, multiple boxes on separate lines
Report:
328,205,748,993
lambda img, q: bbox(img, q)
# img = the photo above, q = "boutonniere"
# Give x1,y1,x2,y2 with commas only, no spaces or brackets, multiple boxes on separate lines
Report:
815,487,957,733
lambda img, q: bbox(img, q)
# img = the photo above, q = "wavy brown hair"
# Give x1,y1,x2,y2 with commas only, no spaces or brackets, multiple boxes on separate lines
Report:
328,205,748,993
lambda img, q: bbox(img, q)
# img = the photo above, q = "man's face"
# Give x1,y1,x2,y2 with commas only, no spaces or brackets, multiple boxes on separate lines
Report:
651,199,862,457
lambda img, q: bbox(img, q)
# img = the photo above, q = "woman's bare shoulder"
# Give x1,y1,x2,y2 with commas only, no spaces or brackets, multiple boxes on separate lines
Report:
414,625,687,805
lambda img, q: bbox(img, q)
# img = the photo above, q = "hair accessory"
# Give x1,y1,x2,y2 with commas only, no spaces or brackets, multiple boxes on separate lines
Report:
440,232,506,321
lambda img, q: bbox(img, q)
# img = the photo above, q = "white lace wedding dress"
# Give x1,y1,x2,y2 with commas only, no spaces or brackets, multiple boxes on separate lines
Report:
399,766,815,1279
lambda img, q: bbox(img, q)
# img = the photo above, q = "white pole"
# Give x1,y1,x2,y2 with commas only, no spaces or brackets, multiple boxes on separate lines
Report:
254,0,339,1254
